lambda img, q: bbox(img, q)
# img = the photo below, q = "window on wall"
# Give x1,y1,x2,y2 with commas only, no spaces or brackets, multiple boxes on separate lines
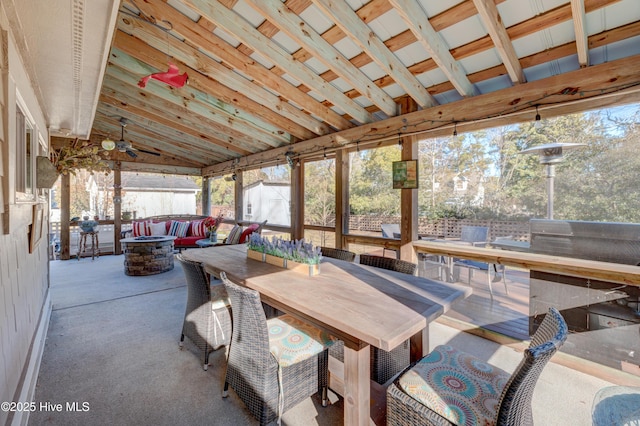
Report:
15,105,35,199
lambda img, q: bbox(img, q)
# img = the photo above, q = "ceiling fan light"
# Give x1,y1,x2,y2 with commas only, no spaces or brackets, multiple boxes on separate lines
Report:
101,138,116,151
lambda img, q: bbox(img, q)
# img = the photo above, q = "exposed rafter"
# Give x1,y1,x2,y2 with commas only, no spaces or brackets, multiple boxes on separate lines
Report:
310,0,437,108
472,0,525,84
571,0,590,67
241,0,399,116
387,0,479,98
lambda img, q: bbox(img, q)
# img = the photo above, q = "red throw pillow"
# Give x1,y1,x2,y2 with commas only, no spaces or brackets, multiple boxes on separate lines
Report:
239,223,260,244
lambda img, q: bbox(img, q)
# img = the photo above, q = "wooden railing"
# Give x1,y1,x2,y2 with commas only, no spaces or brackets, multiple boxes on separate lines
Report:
412,240,640,286
49,220,133,259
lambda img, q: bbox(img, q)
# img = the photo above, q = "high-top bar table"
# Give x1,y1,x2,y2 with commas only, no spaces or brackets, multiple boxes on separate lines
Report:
182,244,471,425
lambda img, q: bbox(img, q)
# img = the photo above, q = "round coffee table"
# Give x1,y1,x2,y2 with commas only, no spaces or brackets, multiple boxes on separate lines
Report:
196,239,218,248
120,236,177,275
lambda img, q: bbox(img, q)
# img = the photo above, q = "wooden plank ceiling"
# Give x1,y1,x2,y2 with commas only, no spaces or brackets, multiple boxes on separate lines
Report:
72,0,640,176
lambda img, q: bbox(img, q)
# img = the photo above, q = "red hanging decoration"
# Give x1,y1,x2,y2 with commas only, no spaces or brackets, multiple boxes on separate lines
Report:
138,63,188,88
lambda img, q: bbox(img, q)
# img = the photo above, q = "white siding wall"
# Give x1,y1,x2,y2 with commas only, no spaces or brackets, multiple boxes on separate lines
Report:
244,183,290,226
121,190,197,218
0,10,51,424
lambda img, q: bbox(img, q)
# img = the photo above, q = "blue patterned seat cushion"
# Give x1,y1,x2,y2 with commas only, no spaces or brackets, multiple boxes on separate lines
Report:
267,314,337,367
398,344,510,426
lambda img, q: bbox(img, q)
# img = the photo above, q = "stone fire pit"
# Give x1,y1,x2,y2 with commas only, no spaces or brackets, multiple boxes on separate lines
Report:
120,236,177,276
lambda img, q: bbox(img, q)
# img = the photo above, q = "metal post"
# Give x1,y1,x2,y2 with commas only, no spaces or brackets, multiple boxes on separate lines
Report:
546,164,555,219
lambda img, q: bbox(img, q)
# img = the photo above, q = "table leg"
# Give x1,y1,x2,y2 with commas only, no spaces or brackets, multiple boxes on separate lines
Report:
409,324,430,362
343,344,370,426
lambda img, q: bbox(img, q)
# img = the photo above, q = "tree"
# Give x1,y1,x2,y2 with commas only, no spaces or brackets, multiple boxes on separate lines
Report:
304,159,335,226
349,145,401,215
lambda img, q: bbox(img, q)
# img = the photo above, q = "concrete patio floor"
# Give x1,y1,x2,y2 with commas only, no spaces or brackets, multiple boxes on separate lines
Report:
29,253,623,425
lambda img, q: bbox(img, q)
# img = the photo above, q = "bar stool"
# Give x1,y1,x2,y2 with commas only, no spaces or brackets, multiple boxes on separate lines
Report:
77,231,99,260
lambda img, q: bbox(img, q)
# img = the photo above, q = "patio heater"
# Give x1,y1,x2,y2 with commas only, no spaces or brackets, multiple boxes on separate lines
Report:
519,143,585,219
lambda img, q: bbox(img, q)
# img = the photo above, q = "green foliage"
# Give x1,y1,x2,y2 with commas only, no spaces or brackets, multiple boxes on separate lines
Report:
304,159,335,226
209,175,235,206
349,145,401,215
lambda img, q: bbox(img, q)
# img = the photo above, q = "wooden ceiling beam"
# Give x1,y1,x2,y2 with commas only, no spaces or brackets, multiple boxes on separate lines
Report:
242,0,398,116
571,0,590,67
93,112,216,166
112,30,315,142
203,54,640,176
96,96,245,160
387,0,479,98
340,1,630,103
419,21,640,99
311,0,437,108
133,0,358,129
472,0,525,84
103,61,275,152
105,52,289,152
116,15,331,137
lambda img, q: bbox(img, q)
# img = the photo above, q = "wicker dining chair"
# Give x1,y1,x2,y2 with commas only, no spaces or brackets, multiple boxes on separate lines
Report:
320,246,356,262
175,254,232,371
387,307,568,426
359,254,417,275
220,272,337,425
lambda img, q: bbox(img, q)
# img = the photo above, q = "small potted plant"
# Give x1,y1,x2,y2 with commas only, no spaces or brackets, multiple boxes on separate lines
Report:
203,213,224,242
247,235,322,276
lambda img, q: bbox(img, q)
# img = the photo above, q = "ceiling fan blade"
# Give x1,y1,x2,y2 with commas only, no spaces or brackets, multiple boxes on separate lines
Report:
126,149,138,158
137,148,161,156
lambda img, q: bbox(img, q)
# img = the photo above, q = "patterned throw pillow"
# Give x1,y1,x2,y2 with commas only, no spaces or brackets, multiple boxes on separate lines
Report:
225,224,242,245
149,221,167,236
132,221,151,237
190,220,206,237
168,220,189,238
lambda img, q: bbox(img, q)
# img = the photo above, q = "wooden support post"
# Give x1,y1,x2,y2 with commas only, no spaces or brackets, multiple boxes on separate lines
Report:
113,163,122,255
202,176,211,216
60,173,70,260
335,149,349,249
399,98,419,263
291,161,304,240
234,172,243,222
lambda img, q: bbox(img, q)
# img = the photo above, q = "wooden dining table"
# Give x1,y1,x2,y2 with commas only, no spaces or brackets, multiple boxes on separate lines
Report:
181,244,471,425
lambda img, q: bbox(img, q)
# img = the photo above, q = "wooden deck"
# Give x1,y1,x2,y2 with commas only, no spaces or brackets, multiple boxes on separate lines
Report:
359,246,533,342
439,267,532,341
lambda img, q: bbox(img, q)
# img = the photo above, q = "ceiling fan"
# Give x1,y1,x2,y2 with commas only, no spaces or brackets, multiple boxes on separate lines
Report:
101,118,161,158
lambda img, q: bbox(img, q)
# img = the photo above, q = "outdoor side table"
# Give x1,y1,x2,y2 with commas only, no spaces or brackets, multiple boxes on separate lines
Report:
77,231,99,260
196,239,217,248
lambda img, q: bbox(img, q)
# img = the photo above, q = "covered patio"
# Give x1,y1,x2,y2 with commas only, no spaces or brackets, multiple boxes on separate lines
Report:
2,0,640,425
31,255,610,425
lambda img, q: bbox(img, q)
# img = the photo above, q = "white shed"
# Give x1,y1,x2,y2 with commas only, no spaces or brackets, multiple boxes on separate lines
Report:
243,180,290,226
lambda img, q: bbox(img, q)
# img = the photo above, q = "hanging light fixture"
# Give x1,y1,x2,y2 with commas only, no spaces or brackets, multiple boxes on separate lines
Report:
101,138,116,151
534,105,542,129
453,122,458,136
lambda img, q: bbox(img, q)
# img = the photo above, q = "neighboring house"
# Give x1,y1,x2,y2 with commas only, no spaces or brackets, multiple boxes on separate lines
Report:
88,172,200,219
447,174,485,207
243,180,290,226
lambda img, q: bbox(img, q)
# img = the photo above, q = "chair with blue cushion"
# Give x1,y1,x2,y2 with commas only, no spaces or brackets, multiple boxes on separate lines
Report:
220,272,337,425
453,226,508,300
381,223,401,258
387,307,568,425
